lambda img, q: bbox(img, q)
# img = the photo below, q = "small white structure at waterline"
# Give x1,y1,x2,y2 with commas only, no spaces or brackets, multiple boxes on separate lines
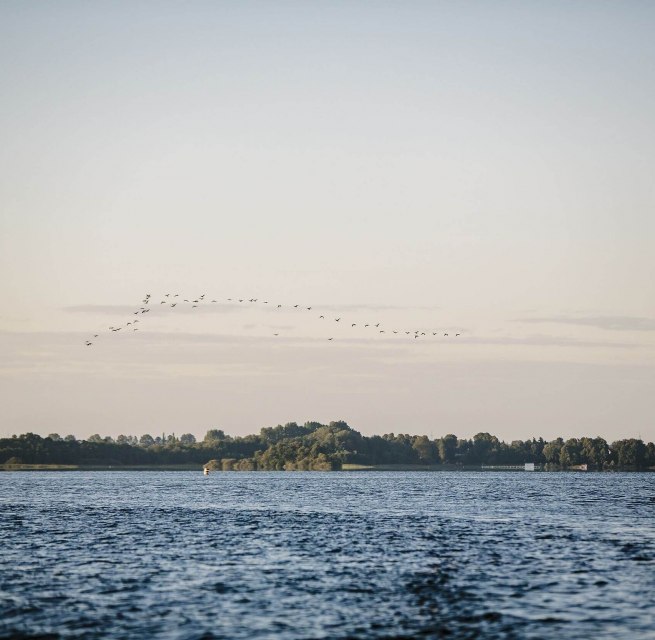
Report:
203,467,209,475
524,463,535,471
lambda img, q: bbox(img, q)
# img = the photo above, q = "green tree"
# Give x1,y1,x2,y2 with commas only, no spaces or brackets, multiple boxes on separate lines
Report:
543,438,563,465
437,434,457,464
559,438,581,467
139,434,155,447
412,435,438,463
204,429,228,444
580,437,609,468
612,439,647,468
646,442,655,468
471,432,500,464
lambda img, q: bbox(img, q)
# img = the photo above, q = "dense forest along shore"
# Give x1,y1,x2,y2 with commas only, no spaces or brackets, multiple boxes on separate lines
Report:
2,421,654,471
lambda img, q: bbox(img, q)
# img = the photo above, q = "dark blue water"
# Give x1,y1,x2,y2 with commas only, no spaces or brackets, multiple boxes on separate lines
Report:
1,472,653,639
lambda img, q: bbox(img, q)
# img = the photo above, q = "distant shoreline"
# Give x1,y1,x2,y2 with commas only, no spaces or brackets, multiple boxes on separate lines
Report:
3,423,654,472
0,464,200,472
2,463,653,473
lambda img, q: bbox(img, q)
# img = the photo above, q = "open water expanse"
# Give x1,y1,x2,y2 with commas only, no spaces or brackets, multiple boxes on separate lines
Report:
1,471,654,639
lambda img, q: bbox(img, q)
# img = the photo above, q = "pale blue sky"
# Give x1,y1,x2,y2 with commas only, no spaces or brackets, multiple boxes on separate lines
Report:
1,2,653,441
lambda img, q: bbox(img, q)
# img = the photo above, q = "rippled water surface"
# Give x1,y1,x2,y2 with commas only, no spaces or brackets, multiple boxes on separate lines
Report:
1,471,654,639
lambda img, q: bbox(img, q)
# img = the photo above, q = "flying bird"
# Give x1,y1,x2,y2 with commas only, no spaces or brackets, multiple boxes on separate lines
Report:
88,290,461,353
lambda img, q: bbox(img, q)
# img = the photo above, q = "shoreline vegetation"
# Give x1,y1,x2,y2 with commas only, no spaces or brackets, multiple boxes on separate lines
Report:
1,421,654,472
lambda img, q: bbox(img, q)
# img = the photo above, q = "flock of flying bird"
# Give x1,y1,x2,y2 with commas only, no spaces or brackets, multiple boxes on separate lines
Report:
84,293,462,346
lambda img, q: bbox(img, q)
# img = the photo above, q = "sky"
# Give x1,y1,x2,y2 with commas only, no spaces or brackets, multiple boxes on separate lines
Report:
1,1,654,443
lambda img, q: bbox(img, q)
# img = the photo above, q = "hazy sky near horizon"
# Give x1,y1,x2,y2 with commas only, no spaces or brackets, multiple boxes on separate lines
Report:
1,1,654,442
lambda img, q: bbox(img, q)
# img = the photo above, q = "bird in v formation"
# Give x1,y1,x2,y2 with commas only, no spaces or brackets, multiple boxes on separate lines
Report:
84,292,462,345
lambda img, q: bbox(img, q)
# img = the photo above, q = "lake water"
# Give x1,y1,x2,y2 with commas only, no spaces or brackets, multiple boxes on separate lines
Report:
1,471,654,639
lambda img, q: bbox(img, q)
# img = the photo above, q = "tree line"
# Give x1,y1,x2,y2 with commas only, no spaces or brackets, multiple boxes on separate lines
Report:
1,421,654,470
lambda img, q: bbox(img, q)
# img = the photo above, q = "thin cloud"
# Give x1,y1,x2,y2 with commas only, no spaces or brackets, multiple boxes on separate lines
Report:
135,333,644,353
316,303,441,312
65,305,143,315
518,316,655,332
64,304,239,315
461,334,639,349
